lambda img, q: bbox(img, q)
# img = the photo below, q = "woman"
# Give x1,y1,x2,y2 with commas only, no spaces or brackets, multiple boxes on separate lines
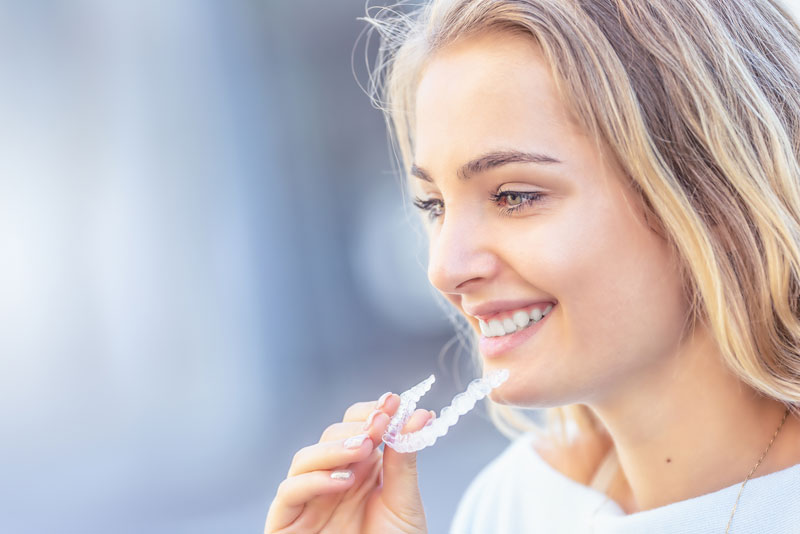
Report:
265,0,800,532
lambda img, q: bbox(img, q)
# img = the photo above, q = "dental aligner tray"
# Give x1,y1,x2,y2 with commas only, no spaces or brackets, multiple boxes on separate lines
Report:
381,368,509,453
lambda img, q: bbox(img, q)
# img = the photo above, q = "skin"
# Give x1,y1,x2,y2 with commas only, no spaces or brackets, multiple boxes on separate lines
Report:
265,393,435,533
410,30,800,514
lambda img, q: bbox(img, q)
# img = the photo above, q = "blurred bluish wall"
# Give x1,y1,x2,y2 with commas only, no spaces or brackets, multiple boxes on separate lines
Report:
17,1,800,532
0,1,512,533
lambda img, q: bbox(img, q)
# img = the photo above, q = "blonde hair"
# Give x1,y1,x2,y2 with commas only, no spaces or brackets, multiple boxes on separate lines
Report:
358,0,800,449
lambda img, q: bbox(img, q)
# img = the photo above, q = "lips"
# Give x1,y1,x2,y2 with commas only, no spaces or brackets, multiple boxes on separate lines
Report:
477,303,556,358
479,303,553,337
463,299,558,322
465,299,557,323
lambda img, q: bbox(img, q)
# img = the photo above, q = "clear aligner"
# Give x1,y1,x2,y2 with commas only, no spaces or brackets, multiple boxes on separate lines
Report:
383,374,435,440
382,368,509,453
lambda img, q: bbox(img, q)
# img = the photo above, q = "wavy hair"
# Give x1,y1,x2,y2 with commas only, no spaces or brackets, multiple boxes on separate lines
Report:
357,0,800,448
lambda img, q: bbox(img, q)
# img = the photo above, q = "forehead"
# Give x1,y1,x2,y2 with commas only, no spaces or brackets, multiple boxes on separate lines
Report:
413,30,581,168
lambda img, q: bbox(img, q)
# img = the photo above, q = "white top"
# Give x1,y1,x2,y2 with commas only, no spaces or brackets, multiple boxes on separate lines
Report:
450,431,800,533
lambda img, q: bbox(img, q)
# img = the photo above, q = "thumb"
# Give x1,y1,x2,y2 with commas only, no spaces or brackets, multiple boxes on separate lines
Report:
381,409,435,510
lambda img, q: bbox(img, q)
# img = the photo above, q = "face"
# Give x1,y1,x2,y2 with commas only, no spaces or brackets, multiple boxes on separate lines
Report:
411,31,690,408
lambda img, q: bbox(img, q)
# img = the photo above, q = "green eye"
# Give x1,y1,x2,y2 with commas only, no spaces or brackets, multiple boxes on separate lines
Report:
505,193,523,206
489,191,546,215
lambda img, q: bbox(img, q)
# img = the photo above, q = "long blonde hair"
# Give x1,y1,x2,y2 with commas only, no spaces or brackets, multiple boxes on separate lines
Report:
358,0,800,449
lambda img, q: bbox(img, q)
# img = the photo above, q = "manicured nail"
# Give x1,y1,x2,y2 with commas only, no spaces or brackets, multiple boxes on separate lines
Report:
362,410,381,431
331,469,353,480
376,391,392,410
344,433,370,449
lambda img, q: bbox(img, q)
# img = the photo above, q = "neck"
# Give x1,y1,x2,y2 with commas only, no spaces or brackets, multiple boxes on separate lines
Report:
587,323,799,513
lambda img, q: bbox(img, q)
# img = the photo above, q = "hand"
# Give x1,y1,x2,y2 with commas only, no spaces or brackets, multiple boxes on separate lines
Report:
265,391,435,534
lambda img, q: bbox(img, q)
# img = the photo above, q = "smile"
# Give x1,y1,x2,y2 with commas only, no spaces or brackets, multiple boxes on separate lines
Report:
478,304,554,338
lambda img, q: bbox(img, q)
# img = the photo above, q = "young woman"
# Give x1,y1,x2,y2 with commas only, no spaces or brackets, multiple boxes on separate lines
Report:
265,0,800,532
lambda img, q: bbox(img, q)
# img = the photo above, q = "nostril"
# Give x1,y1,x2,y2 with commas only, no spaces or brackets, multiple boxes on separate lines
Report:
455,277,484,290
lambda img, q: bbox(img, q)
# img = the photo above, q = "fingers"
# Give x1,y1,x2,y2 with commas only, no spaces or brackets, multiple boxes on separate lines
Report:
402,408,436,434
287,432,375,477
266,469,357,532
319,414,389,444
292,393,406,477
272,415,389,533
320,396,437,447
267,393,434,534
342,392,398,422
293,407,434,479
319,392,400,443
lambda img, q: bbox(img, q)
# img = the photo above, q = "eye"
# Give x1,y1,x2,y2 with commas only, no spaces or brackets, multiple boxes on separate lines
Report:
412,196,444,221
489,190,546,215
503,193,525,206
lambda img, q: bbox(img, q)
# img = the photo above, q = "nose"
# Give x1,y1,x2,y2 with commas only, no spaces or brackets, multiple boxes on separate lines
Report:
426,209,499,294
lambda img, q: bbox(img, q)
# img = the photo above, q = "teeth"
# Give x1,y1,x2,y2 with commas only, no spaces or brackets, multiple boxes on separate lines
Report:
488,319,505,337
478,304,554,338
479,320,490,336
512,310,530,328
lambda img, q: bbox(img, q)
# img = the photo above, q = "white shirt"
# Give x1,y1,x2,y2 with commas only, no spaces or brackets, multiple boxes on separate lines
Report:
450,431,800,533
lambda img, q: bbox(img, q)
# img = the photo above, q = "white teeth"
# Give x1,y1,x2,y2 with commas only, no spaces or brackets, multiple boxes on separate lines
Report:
512,310,530,328
488,319,505,337
479,319,490,336
479,304,555,338
502,318,516,332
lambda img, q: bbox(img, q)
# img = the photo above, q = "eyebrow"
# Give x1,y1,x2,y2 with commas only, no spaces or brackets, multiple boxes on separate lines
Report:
410,149,562,183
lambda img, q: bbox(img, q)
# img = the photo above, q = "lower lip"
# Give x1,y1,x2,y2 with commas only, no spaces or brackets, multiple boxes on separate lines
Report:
478,305,555,359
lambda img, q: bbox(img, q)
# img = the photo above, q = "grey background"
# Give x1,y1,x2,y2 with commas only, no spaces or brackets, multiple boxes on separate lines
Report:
0,1,512,533
10,1,798,532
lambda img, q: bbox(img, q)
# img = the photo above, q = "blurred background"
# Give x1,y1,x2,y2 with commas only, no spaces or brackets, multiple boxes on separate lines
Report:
6,1,800,533
0,1,518,532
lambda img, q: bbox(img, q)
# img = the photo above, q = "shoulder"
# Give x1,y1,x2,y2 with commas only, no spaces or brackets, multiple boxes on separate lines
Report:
449,434,539,533
450,433,592,534
449,432,607,534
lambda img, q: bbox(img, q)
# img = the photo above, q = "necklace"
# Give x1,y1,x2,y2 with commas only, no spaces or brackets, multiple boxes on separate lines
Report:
724,405,791,533
588,406,792,533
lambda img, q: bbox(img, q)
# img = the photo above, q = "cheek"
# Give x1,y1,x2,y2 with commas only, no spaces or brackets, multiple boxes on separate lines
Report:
567,197,689,365
508,192,688,364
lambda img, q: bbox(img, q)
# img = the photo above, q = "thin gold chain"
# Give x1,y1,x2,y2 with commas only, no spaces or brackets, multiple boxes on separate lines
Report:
724,406,791,534
587,406,791,533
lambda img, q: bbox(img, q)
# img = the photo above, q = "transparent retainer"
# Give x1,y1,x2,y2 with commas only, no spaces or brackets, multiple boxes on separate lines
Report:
381,368,509,453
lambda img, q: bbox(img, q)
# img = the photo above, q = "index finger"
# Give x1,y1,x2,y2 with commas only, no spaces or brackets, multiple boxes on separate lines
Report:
342,392,398,422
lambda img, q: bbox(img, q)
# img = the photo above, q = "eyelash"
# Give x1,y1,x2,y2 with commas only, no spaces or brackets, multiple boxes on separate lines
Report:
412,191,546,221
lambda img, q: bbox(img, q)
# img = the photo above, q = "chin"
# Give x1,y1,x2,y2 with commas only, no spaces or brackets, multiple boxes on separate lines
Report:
487,389,512,406
486,379,569,410
485,383,522,407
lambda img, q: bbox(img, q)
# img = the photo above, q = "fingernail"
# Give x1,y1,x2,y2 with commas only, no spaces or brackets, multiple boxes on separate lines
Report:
376,391,392,410
425,411,436,427
331,469,353,480
344,433,370,449
362,410,381,431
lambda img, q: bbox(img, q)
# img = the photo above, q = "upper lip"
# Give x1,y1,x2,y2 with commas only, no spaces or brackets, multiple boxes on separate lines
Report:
463,299,557,322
